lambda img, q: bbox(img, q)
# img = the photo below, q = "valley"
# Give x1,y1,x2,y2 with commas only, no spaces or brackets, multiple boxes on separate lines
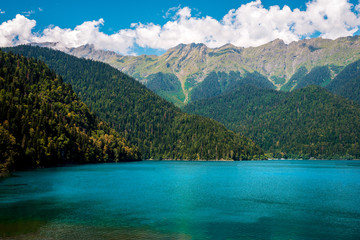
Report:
2,35,360,171
53,36,360,106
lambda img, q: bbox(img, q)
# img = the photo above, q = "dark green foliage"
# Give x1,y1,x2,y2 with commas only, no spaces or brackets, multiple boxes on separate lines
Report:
226,72,276,92
326,59,360,104
146,73,181,92
308,45,321,52
147,114,263,160
0,50,140,172
191,71,274,102
329,64,344,75
3,46,263,160
281,66,308,91
184,74,198,90
145,72,185,104
185,85,360,159
191,71,233,102
0,124,19,172
294,66,331,89
271,76,286,85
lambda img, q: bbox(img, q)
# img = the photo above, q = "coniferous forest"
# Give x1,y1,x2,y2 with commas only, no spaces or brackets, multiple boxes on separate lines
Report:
2,43,360,173
185,84,360,159
0,50,142,172
1,46,264,171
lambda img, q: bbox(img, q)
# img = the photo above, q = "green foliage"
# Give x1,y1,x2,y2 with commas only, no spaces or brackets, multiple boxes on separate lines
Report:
191,71,274,102
294,66,331,89
326,59,360,104
3,46,264,160
308,45,321,52
145,72,185,105
0,123,18,172
185,85,360,159
227,71,276,92
0,50,140,172
146,72,181,92
271,76,286,85
281,66,308,91
184,74,198,90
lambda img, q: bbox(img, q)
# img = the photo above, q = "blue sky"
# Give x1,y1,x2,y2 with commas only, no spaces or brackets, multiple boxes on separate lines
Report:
0,0,310,32
1,0,360,55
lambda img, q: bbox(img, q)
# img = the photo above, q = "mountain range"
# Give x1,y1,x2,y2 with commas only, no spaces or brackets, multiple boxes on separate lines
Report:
3,45,263,162
2,34,360,165
48,36,360,106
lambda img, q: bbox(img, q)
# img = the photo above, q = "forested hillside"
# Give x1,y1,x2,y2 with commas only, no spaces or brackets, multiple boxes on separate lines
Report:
326,59,360,105
82,36,360,105
3,46,264,160
185,85,360,159
190,71,275,102
0,50,140,172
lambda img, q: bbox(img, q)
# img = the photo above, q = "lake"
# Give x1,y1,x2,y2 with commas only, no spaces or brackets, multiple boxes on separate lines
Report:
1,160,360,239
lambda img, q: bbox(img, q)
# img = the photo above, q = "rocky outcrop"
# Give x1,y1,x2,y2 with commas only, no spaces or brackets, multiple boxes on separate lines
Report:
33,36,360,104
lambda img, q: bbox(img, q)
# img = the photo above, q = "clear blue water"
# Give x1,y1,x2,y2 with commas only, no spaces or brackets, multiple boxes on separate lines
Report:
1,160,360,240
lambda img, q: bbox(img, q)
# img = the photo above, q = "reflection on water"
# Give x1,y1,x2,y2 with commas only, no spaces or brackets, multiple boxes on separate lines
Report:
0,222,191,240
1,160,360,239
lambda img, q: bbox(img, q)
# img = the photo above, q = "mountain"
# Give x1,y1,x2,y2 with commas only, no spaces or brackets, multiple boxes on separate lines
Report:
190,71,276,102
326,59,360,105
0,50,140,172
185,85,360,159
50,36,360,105
3,45,264,160
30,43,122,62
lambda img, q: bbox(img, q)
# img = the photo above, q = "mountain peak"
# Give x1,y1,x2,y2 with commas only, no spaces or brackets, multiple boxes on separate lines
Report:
66,44,122,61
189,43,207,48
219,43,237,49
171,42,208,51
166,43,209,58
267,39,286,47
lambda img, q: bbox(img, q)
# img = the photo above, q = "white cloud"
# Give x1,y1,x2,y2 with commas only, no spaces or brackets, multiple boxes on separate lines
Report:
127,0,360,49
163,5,181,19
32,19,135,54
0,16,134,54
0,14,36,46
1,0,360,55
0,9,5,14
22,10,35,17
38,8,43,12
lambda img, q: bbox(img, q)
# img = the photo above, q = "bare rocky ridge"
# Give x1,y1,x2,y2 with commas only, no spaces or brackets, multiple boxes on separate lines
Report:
30,43,122,62
67,44,122,62
31,36,360,105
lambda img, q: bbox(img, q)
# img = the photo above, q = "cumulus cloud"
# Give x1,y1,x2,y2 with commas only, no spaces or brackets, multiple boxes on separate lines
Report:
1,0,360,55
0,14,36,47
31,19,135,53
128,0,360,49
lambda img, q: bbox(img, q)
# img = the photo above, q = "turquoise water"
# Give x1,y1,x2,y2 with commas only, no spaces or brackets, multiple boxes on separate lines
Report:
1,160,360,240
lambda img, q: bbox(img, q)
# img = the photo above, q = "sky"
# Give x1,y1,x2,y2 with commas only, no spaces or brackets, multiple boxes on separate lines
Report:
1,0,360,55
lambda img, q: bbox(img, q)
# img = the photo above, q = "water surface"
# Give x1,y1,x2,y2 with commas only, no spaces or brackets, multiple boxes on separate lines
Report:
1,160,360,239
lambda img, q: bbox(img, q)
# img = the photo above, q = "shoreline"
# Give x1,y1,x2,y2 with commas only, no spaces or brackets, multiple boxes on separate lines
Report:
2,159,359,176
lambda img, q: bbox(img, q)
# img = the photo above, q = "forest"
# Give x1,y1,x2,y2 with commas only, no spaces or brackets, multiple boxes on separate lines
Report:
2,46,264,163
0,50,141,172
185,84,360,159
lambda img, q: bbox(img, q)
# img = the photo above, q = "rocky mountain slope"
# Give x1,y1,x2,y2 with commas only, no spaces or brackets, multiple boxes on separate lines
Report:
36,36,360,106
